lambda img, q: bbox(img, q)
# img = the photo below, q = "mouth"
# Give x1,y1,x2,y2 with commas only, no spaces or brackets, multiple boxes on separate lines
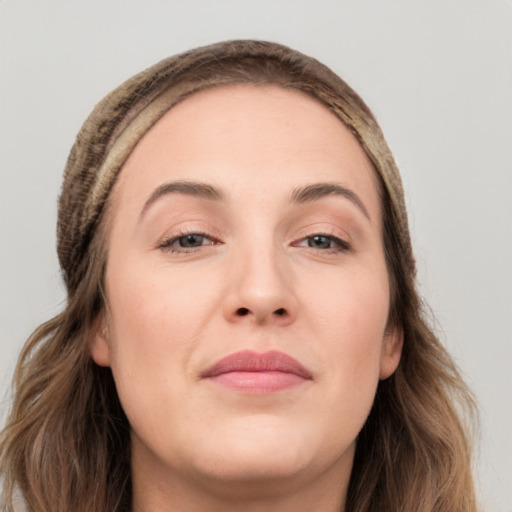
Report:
200,350,313,394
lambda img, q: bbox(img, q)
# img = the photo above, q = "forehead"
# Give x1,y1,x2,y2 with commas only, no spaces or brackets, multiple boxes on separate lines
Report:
111,84,381,221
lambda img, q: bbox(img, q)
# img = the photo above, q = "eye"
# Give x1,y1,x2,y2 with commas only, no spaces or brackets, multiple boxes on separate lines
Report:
308,235,335,249
159,232,219,253
174,234,210,248
294,234,350,252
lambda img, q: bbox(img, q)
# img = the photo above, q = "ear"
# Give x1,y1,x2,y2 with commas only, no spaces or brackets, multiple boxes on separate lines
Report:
90,313,112,367
379,325,403,380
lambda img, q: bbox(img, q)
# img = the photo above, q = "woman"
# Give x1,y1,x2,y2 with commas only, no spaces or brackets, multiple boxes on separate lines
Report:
0,40,477,512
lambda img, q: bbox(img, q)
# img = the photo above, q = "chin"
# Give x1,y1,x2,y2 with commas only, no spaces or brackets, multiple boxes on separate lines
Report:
188,452,313,499
185,415,343,486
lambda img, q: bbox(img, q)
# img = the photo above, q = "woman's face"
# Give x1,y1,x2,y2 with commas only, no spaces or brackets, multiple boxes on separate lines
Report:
92,85,402,504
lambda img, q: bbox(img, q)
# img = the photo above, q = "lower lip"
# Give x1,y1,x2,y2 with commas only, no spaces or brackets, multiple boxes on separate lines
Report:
207,371,309,394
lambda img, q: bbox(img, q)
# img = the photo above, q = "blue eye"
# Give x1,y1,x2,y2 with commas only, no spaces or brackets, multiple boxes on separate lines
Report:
308,235,334,249
159,232,217,253
296,234,350,252
175,234,208,248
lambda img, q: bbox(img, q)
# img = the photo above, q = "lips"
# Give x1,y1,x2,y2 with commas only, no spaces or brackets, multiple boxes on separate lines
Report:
201,350,312,393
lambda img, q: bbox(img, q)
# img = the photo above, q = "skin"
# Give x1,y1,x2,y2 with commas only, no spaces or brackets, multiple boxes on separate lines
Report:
91,84,403,512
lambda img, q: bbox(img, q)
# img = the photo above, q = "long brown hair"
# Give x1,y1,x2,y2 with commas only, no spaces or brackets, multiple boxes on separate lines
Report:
0,40,478,512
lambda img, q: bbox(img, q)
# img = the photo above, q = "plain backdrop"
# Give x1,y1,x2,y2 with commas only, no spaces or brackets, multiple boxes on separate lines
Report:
1,1,511,510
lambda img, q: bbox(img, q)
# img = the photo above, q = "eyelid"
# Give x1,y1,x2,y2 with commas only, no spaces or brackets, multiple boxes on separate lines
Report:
157,227,222,253
292,232,351,252
290,219,352,242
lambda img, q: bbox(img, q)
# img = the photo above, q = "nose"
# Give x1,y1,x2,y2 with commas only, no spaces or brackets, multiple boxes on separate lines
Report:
223,246,298,326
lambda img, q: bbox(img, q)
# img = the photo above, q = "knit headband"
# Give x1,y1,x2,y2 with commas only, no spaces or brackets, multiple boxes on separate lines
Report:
57,39,415,293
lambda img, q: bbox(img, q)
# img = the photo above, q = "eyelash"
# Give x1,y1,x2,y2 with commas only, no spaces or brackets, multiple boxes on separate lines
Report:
158,230,220,254
293,233,351,253
158,230,350,255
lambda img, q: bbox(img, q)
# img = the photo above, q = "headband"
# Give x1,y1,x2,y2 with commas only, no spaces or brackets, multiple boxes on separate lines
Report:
57,40,414,293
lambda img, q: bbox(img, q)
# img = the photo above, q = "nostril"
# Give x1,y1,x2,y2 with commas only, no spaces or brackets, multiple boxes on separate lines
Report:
234,307,288,318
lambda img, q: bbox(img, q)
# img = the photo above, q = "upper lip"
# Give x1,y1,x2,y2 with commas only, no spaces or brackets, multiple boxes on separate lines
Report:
201,350,313,380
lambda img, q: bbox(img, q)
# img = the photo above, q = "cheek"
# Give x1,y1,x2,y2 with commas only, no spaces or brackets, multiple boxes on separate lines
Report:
301,264,390,389
102,265,200,437
106,257,218,346
284,266,390,460
103,258,226,396
304,262,390,335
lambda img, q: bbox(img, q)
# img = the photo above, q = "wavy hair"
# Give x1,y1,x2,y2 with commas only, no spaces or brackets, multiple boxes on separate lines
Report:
0,40,477,511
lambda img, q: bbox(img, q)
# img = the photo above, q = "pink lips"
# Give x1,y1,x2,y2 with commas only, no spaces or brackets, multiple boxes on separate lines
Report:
201,350,312,394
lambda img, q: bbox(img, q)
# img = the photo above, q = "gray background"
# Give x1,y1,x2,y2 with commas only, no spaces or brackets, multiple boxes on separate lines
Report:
1,1,510,510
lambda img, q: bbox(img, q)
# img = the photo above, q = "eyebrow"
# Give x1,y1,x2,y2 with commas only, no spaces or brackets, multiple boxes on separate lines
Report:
140,180,224,219
290,182,371,221
139,179,370,222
